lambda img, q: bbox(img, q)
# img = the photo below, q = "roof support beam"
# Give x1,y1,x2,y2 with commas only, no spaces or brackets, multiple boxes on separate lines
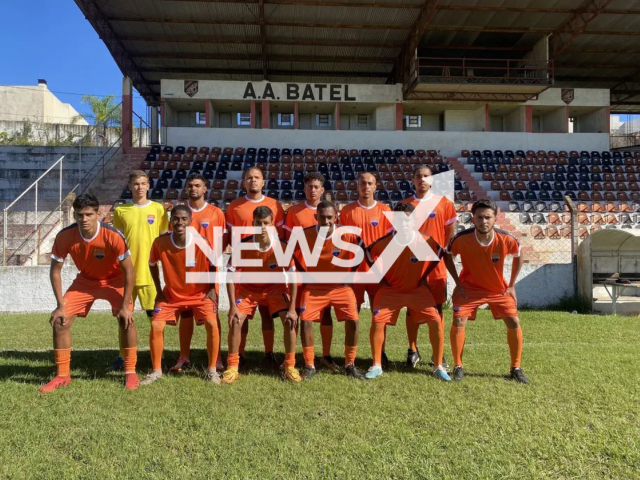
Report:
549,0,615,59
120,36,403,49
258,0,268,79
133,53,396,64
142,67,389,78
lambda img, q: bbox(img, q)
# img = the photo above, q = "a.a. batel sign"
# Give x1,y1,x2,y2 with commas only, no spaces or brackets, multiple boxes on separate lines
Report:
242,82,357,102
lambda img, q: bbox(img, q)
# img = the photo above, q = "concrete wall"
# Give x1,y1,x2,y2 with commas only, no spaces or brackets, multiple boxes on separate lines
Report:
541,108,568,133
165,127,610,156
528,88,610,107
444,107,485,132
0,121,130,146
0,84,88,125
373,104,396,131
575,107,610,133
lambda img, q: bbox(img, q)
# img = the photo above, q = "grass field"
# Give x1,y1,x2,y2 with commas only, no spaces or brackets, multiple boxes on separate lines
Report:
1,309,639,479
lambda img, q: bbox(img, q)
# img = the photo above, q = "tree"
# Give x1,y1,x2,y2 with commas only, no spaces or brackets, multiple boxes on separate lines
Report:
75,95,121,147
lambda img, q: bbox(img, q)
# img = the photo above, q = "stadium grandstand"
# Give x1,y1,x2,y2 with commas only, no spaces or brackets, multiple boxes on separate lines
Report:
3,0,640,310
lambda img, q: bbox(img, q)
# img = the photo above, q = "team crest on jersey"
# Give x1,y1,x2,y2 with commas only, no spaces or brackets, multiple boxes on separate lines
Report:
269,263,277,270
410,256,418,264
491,254,500,263
201,219,210,229
429,212,437,218
94,248,105,260
147,214,155,225
332,249,340,257
371,218,379,227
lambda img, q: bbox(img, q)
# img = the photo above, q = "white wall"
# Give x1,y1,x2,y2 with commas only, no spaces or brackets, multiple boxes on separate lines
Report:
165,127,610,157
373,104,396,131
575,107,610,133
505,108,525,132
0,84,88,125
528,88,610,107
444,107,485,132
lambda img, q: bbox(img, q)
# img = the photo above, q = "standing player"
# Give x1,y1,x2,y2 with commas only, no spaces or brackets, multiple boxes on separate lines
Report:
364,203,450,381
283,172,338,372
170,174,226,373
225,167,285,368
107,170,168,372
223,207,301,383
401,165,457,369
445,199,528,383
142,205,221,385
339,172,393,365
294,200,364,379
41,194,139,392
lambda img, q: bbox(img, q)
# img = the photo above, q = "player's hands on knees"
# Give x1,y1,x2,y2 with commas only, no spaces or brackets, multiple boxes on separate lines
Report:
50,306,66,326
504,286,517,302
228,306,240,328
453,285,468,299
285,308,298,330
118,307,134,329
205,288,218,304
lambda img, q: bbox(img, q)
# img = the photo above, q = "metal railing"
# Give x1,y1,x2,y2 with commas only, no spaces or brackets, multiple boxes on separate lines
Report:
133,110,151,148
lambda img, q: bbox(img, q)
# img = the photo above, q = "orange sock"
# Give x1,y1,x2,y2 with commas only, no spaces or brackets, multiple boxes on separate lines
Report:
344,345,357,367
450,326,465,367
427,321,444,368
284,352,295,368
406,317,419,351
122,347,137,374
263,328,274,354
370,323,385,366
179,317,194,359
205,320,220,370
507,327,523,368
227,352,239,370
149,321,165,371
320,325,333,357
54,348,71,377
303,346,315,367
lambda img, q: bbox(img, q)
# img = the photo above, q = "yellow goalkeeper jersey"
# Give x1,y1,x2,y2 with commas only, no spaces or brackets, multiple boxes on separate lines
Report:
112,200,168,286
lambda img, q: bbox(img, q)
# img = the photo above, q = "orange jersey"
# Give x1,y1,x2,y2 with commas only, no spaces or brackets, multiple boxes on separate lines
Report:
149,233,212,303
226,235,295,288
293,226,363,283
283,201,318,240
400,193,457,279
51,222,129,285
447,227,520,294
338,200,393,247
366,232,443,290
225,195,285,242
189,202,226,249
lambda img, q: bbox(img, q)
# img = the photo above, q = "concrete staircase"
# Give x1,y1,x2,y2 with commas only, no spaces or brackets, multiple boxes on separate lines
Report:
448,157,488,200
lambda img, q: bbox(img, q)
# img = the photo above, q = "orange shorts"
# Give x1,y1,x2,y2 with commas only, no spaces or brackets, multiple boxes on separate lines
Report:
235,286,291,318
372,286,439,326
427,276,447,305
452,287,518,320
153,298,217,326
180,282,219,320
300,285,358,322
352,283,381,307
63,279,132,318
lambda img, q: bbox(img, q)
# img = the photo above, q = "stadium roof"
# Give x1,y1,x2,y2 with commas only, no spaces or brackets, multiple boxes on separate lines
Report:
74,0,640,111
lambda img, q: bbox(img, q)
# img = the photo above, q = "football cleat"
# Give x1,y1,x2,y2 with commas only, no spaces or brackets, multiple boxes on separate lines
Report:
222,369,240,384
206,370,221,385
364,365,383,380
106,356,124,372
125,373,140,390
282,366,303,383
406,349,421,368
452,365,465,381
510,367,529,384
345,364,364,380
433,367,451,382
169,357,191,373
302,365,316,380
321,356,341,374
263,352,280,370
140,371,163,386
39,375,71,393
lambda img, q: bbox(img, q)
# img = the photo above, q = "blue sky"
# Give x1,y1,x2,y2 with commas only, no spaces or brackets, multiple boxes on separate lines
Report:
0,1,147,121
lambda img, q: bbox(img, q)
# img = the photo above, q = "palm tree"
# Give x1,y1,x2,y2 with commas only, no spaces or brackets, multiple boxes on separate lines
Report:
75,95,121,146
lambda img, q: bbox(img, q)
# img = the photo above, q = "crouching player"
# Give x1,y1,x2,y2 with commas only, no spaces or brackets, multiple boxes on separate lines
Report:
41,194,139,392
365,203,450,381
445,199,528,383
142,205,221,385
223,206,300,383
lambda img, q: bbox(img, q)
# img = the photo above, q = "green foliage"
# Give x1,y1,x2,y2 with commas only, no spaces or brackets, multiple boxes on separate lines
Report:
1,310,639,478
75,95,121,147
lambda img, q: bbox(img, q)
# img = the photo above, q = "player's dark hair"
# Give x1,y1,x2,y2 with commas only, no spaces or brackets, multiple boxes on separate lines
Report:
393,202,415,214
317,200,337,214
471,198,498,215
243,166,264,180
413,165,432,177
253,206,273,221
186,173,207,187
304,172,325,184
172,204,192,218
73,194,99,212
357,171,376,183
